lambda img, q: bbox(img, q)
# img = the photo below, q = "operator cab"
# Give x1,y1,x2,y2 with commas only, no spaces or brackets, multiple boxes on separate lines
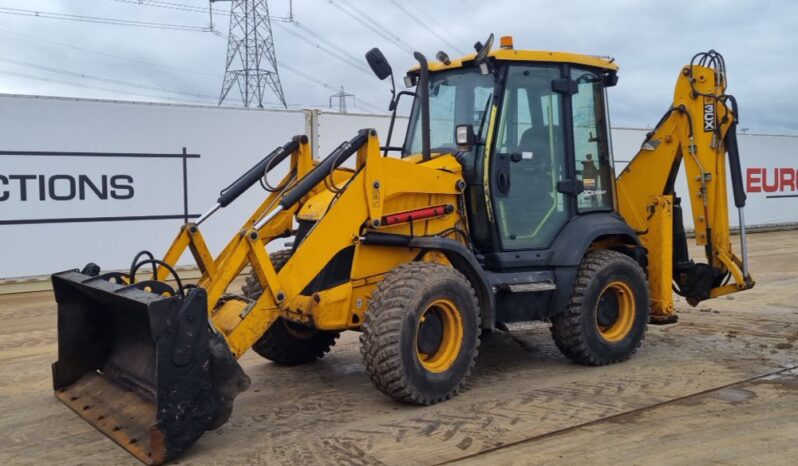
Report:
403,35,619,263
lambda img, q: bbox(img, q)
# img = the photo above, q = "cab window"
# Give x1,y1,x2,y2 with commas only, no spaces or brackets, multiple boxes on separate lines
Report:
571,68,613,211
405,69,494,156
492,65,568,250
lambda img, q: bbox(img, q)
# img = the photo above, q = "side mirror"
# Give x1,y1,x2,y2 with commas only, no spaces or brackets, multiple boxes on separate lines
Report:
474,33,495,75
455,124,475,150
474,33,494,63
603,71,619,87
365,48,392,80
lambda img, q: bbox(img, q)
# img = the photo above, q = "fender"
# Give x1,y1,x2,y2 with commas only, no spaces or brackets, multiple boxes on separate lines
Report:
407,236,495,327
547,212,643,318
549,212,642,266
361,233,495,328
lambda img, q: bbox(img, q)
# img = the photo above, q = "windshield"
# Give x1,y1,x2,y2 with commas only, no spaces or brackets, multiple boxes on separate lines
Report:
404,68,495,156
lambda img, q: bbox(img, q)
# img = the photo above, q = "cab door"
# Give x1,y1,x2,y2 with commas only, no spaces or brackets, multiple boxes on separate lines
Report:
491,64,569,251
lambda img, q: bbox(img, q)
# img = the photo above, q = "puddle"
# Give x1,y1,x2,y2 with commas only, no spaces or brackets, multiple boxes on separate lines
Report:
675,386,757,407
713,387,756,404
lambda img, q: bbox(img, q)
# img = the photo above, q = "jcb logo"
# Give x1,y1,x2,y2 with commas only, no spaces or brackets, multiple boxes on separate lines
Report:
703,98,715,132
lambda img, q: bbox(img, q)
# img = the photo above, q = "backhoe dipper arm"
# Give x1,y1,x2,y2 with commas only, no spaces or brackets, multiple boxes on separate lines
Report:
616,50,754,320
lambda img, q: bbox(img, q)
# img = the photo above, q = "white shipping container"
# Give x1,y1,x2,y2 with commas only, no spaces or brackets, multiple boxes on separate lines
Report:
0,94,795,279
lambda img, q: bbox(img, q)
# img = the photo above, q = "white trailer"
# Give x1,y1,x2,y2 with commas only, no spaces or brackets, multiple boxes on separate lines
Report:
1,94,795,280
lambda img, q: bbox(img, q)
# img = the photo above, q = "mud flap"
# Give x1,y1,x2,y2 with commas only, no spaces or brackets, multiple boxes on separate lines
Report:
51,269,250,465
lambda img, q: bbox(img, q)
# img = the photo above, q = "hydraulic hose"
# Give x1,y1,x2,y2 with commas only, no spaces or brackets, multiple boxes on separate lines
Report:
129,250,157,280
129,258,186,298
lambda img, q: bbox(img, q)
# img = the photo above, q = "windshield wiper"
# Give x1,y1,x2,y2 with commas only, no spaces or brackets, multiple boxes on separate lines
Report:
476,92,493,144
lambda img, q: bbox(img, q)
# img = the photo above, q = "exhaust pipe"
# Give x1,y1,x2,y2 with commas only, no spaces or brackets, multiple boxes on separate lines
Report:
413,51,431,161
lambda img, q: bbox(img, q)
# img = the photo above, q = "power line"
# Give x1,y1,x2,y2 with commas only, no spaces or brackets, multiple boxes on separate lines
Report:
288,20,372,72
109,0,228,16
277,61,385,113
0,27,221,78
0,6,210,31
404,0,470,48
277,62,339,93
103,0,375,90
0,68,212,104
327,0,415,54
387,0,465,55
275,22,372,75
0,56,217,100
2,23,383,112
107,0,386,75
2,3,386,112
107,0,387,107
106,0,293,22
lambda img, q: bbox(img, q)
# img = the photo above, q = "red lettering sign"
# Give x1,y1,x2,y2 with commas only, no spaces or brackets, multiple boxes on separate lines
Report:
746,168,798,193
746,168,762,192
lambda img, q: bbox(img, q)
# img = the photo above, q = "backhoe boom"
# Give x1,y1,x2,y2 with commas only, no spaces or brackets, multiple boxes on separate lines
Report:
616,51,754,320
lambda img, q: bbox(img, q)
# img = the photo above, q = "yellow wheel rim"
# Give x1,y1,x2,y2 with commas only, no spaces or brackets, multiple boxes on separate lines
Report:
416,298,464,373
595,281,635,343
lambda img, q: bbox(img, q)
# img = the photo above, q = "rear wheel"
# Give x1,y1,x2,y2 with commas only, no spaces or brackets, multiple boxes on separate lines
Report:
360,262,480,405
242,249,339,366
550,249,648,366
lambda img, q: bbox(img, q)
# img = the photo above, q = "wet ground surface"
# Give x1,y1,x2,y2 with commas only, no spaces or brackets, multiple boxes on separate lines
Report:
1,230,796,465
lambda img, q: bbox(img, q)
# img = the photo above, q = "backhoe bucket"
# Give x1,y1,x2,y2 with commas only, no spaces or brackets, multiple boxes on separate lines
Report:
51,270,250,465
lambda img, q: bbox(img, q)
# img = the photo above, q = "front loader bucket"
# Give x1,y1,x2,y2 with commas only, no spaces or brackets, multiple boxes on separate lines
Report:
51,270,250,465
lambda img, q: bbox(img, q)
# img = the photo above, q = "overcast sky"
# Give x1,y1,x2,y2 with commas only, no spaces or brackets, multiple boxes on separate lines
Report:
0,0,796,134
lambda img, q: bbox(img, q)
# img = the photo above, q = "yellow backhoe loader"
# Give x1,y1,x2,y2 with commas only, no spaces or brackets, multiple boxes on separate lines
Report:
50,34,754,464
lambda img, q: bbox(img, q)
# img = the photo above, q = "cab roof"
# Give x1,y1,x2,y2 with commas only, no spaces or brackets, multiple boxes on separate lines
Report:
410,48,619,73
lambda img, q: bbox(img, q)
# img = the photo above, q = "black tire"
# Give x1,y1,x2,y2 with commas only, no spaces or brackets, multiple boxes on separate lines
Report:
360,262,480,405
550,249,649,366
242,249,339,366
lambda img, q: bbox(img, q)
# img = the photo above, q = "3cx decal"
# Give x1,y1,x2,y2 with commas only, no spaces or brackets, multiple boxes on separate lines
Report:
703,97,715,132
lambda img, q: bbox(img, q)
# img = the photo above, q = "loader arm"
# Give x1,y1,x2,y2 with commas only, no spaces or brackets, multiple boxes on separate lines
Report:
616,51,754,320
49,134,336,465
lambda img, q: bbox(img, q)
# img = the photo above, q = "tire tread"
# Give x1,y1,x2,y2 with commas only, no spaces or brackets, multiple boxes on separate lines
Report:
242,249,339,366
360,262,480,405
550,249,648,366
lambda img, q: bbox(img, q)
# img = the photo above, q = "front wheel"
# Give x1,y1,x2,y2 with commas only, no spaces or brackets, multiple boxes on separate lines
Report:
242,249,340,366
360,262,480,405
550,250,649,366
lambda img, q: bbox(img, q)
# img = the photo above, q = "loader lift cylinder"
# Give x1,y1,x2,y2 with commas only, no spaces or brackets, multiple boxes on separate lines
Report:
255,130,370,230
197,135,304,224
